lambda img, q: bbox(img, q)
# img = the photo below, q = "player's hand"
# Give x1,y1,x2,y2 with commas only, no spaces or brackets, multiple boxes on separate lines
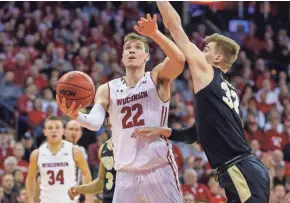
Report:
56,95,82,120
134,14,158,37
132,127,171,139
68,186,81,200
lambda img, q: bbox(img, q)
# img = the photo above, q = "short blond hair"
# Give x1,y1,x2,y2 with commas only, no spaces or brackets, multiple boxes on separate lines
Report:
124,33,149,53
204,33,240,69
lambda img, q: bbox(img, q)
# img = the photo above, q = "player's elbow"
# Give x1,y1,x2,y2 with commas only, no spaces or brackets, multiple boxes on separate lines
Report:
86,123,101,131
176,53,186,65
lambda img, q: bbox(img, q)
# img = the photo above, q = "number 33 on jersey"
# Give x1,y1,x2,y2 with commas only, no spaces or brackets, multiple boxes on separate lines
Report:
221,80,240,115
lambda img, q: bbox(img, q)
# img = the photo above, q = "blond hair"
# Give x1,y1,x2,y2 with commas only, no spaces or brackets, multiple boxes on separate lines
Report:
204,33,240,69
124,33,149,53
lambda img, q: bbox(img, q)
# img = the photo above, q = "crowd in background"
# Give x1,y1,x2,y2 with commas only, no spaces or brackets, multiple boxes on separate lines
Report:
1,1,290,203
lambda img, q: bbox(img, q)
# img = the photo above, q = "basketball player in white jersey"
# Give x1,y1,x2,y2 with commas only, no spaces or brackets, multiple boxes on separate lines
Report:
25,116,92,203
57,14,185,203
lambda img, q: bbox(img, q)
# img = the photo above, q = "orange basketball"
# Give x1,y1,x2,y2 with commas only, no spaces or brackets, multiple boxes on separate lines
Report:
56,71,95,109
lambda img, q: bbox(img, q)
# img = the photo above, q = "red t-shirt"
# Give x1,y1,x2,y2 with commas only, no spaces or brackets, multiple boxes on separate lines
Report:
182,184,212,203
263,130,287,151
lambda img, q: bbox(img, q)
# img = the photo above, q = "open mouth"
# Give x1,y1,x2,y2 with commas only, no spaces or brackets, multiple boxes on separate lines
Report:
129,56,136,60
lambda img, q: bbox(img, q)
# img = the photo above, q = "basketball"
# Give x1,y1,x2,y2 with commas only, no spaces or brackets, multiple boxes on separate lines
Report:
56,71,95,109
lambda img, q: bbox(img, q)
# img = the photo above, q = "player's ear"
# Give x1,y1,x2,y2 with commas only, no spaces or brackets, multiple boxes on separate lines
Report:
43,128,48,137
145,53,150,62
214,54,223,63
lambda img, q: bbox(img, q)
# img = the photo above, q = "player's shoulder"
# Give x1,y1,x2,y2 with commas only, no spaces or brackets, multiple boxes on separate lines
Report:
30,149,40,162
108,76,124,88
105,138,113,151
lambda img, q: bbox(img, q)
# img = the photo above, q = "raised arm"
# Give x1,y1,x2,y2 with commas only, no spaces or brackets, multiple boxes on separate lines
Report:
57,83,109,131
26,149,39,203
134,14,185,82
156,2,211,73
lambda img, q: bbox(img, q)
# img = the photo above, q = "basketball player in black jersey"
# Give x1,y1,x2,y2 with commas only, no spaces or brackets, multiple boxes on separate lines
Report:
133,2,270,203
68,139,116,203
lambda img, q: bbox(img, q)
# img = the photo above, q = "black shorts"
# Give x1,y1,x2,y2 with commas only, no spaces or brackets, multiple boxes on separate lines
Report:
218,155,270,203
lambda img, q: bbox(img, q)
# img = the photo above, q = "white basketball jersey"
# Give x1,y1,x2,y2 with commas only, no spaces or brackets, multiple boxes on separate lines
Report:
108,72,173,171
38,140,78,203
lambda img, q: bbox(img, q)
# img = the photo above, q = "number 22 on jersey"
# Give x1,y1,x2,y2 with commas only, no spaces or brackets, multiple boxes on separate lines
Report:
221,81,240,114
121,103,145,129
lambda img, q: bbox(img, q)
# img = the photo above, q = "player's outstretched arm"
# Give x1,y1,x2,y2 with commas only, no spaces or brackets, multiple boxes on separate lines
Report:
73,146,94,202
156,1,211,73
132,123,197,144
57,83,109,131
26,149,39,203
134,14,185,82
68,145,105,198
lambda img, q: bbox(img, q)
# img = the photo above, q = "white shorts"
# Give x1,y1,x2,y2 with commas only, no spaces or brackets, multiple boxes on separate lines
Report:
113,164,184,203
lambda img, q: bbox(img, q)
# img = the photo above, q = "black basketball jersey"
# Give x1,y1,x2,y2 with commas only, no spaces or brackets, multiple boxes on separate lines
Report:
101,140,116,202
194,67,251,169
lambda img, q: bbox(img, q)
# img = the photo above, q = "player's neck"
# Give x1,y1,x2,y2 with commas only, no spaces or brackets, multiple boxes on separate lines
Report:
47,141,63,155
124,68,145,87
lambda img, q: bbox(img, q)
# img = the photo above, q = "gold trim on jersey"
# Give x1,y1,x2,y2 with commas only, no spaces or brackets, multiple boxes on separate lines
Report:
227,165,251,203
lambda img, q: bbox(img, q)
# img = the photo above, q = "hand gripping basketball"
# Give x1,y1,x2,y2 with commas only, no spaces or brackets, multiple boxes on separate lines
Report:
56,95,83,120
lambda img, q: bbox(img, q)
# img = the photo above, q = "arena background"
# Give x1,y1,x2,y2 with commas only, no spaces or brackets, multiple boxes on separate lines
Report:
1,1,290,202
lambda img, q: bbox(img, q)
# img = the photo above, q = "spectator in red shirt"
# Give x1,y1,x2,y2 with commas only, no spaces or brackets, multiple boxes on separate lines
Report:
208,177,227,203
244,111,264,144
16,84,37,115
4,53,29,86
28,98,46,127
12,143,29,177
29,65,48,91
182,168,212,203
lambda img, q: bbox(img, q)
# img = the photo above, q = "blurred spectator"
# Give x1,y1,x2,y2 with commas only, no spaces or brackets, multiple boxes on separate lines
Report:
183,192,195,203
1,173,17,203
0,71,22,103
250,140,262,158
273,184,286,203
12,143,28,177
0,129,14,170
41,88,58,116
16,188,27,203
21,133,35,162
28,98,46,127
16,84,37,115
182,168,212,203
12,169,24,193
1,156,18,176
273,163,287,187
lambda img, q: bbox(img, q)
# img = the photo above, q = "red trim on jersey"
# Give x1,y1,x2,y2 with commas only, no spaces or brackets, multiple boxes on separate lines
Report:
107,82,110,110
160,106,165,127
159,106,183,199
149,71,170,103
162,107,168,127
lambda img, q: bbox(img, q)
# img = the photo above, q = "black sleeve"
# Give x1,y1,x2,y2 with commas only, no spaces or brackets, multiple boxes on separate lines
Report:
168,123,198,144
